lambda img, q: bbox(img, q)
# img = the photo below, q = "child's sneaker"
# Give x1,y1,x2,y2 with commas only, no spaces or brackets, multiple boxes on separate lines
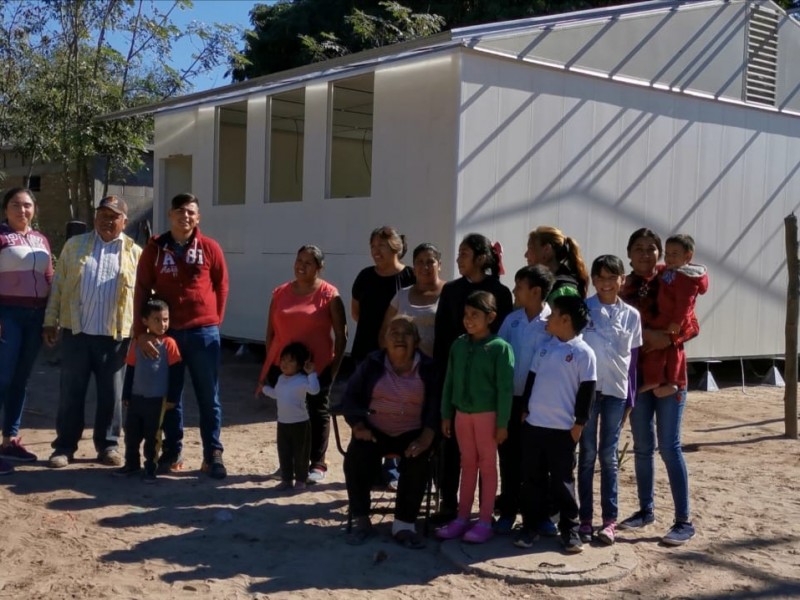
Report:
0,458,14,476
113,463,142,478
293,480,306,490
619,509,655,529
562,529,584,553
662,521,695,546
513,527,539,549
597,521,617,545
537,518,559,537
307,467,326,483
0,438,37,462
579,521,593,543
156,452,184,474
436,518,471,540
492,516,515,535
142,465,157,484
463,521,494,544
275,480,292,491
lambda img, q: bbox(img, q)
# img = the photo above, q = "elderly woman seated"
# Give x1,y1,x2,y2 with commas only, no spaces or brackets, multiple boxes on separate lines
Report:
342,315,439,548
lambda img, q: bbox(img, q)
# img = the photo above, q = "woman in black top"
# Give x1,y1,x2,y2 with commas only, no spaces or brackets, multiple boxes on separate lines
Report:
432,232,513,520
350,226,415,363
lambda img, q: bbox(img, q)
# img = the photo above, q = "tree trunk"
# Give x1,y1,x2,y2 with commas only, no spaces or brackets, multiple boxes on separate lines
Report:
784,213,799,440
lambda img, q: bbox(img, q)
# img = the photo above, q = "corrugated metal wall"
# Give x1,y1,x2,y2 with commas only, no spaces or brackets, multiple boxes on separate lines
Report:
457,51,800,359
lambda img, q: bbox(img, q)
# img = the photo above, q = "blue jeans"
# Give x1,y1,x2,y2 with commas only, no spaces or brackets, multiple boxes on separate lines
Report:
577,393,626,523
0,305,45,438
162,326,223,462
629,389,690,522
52,330,126,454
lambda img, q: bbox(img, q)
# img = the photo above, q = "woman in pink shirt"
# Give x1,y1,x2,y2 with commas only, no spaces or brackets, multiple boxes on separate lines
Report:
258,245,347,482
0,187,53,474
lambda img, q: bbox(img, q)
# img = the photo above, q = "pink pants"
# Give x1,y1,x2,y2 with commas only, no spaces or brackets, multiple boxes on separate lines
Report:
455,410,498,523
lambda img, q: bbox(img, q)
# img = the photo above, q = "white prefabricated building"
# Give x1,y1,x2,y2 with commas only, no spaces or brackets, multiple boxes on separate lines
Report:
110,0,800,361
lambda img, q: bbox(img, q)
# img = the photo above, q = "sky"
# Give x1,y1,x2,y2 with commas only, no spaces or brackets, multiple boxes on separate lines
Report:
162,0,270,92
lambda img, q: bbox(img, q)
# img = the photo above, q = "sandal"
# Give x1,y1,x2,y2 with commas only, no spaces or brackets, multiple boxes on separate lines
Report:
394,529,426,550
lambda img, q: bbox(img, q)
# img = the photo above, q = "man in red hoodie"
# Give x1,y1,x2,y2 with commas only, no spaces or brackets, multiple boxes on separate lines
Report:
134,193,229,479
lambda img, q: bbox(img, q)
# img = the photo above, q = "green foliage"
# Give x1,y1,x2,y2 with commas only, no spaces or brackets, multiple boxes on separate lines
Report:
297,1,445,64
236,0,799,80
0,0,247,219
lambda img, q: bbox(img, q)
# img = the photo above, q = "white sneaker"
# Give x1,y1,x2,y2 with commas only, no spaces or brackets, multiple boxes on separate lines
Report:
307,468,326,483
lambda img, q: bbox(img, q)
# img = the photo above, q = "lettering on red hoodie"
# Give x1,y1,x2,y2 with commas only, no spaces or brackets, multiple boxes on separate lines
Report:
133,228,229,336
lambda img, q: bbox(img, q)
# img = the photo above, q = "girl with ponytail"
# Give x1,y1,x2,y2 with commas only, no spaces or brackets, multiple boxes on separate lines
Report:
525,226,589,299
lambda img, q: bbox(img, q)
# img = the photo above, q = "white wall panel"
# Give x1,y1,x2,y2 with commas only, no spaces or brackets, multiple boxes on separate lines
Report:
154,53,460,341
458,52,800,359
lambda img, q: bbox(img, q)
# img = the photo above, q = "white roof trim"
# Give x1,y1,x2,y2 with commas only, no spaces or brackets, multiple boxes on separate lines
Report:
451,0,731,41
99,0,794,121
466,44,800,119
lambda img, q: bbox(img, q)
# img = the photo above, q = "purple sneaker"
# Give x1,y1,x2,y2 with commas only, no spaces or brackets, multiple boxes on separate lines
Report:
436,518,471,540
0,457,14,475
0,438,37,462
463,521,494,544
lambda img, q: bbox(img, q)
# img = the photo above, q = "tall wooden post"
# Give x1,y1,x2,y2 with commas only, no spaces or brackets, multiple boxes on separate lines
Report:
784,214,799,439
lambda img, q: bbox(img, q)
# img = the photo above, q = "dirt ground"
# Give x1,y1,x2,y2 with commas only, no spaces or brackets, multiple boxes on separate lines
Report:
1,350,799,600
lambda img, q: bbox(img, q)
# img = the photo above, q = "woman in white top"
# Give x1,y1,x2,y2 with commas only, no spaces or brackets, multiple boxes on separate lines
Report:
380,243,445,357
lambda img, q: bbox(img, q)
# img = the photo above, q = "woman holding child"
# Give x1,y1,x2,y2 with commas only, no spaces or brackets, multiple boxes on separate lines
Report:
618,228,696,546
258,245,347,483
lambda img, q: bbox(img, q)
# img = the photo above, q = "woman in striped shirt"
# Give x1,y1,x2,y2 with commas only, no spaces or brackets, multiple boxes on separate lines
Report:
0,187,53,474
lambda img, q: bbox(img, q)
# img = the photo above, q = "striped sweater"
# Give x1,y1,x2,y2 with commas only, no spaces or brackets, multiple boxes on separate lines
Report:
0,221,53,308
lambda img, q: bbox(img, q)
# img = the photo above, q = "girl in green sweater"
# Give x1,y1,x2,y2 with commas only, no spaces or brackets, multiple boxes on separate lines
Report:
437,291,514,543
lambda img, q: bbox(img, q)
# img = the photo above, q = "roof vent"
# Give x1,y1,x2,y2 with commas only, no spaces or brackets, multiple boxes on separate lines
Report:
745,4,779,106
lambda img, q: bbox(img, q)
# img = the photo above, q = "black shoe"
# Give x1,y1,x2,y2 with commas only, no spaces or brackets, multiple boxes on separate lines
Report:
202,450,227,479
562,529,584,553
143,464,157,484
513,527,539,549
113,463,141,477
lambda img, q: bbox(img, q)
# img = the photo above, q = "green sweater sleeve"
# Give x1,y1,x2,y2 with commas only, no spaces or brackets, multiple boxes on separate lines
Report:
494,341,515,428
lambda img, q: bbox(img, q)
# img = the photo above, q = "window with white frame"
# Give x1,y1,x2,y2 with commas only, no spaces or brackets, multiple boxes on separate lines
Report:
215,101,247,205
267,89,305,203
327,73,373,198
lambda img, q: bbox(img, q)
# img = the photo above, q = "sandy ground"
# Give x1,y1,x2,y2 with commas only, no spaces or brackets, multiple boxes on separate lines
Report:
1,350,800,600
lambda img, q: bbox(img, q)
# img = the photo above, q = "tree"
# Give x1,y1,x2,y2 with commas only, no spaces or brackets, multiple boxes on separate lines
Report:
235,0,798,80
0,0,247,221
298,1,445,63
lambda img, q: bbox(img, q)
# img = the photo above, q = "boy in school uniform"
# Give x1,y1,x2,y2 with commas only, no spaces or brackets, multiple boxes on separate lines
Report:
515,295,597,553
116,298,183,483
495,265,555,535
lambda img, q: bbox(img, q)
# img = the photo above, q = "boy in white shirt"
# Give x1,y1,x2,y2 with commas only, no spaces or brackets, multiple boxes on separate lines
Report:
495,265,554,535
578,255,642,546
515,295,596,554
261,342,320,491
